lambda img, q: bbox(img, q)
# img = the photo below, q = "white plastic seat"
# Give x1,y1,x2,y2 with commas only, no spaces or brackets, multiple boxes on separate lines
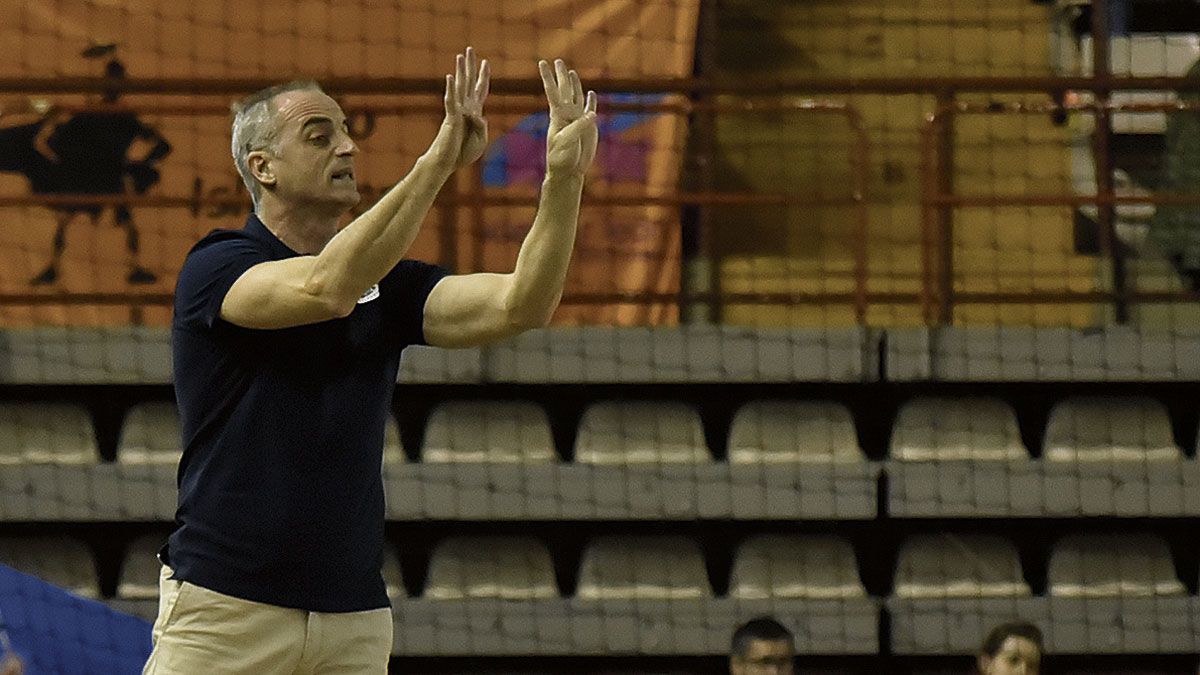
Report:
424,536,557,600
421,401,555,463
1049,533,1184,597
893,534,1029,599
576,535,709,600
1044,396,1180,463
891,397,1027,462
382,414,404,466
118,534,164,599
117,402,181,464
0,403,96,464
728,401,865,464
0,535,98,598
574,401,709,465
729,535,865,599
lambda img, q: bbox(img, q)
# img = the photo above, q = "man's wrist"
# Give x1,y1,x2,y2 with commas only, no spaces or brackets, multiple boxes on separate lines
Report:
418,148,459,180
543,169,585,187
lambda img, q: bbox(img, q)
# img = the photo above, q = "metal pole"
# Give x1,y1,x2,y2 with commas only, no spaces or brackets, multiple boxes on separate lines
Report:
936,91,957,324
1092,0,1130,323
683,0,722,324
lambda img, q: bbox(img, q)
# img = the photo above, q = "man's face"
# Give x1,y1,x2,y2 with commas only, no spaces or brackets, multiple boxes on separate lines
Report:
256,88,359,212
730,638,794,675
979,636,1041,675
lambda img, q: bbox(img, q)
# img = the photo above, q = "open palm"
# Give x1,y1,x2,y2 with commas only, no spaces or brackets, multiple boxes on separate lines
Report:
539,59,598,177
442,47,490,170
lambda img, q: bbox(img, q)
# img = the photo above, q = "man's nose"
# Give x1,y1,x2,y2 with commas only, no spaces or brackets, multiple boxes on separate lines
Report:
335,131,358,156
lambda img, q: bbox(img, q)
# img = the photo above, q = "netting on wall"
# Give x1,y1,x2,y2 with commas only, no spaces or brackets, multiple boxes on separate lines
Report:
0,0,698,328
0,0,1198,671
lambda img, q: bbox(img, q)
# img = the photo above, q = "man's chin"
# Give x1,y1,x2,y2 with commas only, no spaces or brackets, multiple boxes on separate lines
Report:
323,188,361,212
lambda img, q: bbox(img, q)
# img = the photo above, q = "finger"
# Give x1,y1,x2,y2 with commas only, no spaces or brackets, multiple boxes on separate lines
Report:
444,74,457,114
555,59,570,100
538,60,558,105
475,59,491,104
585,90,598,115
570,70,583,106
465,47,477,87
581,114,600,165
456,53,467,105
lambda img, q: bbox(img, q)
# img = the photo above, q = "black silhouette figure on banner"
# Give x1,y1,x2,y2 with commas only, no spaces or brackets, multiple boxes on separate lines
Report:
0,44,171,285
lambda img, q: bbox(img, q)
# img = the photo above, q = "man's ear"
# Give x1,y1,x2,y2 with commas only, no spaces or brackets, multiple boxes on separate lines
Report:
248,150,275,188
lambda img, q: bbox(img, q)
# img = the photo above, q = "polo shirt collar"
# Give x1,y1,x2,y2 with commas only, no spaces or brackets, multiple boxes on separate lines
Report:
244,212,301,259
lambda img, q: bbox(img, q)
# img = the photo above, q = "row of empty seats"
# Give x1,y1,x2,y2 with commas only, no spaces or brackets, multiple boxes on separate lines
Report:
2,532,1188,602
0,396,1191,464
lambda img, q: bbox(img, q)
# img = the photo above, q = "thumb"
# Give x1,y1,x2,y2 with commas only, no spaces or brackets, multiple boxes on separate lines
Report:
443,74,459,116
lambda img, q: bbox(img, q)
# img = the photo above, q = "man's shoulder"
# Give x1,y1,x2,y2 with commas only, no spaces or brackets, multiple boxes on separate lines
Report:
184,227,267,263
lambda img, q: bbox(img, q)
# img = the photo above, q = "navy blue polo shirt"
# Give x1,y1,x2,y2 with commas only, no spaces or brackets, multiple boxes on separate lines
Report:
167,213,447,612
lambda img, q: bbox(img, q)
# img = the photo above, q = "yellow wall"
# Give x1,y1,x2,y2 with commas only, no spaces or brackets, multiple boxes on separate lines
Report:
711,0,1098,327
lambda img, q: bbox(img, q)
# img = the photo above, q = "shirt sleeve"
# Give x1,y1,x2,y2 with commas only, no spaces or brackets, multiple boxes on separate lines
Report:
380,259,450,346
173,232,265,330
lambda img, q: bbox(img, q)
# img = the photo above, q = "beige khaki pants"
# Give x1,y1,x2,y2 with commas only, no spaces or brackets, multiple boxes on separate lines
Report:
143,566,392,675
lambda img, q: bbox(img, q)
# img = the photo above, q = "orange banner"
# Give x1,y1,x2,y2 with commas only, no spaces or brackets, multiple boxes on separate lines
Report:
0,1,697,326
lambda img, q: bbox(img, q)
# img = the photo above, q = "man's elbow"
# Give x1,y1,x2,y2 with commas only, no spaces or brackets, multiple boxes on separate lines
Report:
324,295,358,320
505,307,553,333
303,280,358,321
504,298,559,333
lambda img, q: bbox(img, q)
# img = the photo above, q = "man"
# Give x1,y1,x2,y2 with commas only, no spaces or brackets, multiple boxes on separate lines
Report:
144,48,597,674
730,617,794,675
976,621,1043,675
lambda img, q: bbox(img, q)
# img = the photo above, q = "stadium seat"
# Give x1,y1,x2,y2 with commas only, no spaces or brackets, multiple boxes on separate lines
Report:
0,535,98,598
893,534,1029,599
382,413,404,466
0,403,96,464
117,533,164,599
574,401,709,465
891,397,1028,461
729,534,865,599
424,536,557,600
420,401,555,463
1043,396,1180,462
116,402,180,463
382,543,405,600
727,400,864,464
1048,533,1185,597
576,535,710,600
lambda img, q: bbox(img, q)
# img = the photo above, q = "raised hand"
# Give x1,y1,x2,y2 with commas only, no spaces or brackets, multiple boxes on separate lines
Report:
539,59,598,177
438,47,491,170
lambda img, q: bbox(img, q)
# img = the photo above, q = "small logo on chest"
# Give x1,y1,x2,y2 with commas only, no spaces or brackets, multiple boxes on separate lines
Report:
357,284,381,304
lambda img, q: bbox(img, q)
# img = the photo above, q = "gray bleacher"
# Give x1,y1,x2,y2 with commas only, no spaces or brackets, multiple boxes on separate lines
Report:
2,325,1200,658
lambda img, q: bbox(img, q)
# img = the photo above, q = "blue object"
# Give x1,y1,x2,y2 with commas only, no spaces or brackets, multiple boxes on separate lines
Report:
483,93,666,187
0,563,151,675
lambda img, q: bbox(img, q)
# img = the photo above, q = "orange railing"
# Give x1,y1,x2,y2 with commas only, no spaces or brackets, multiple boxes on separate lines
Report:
3,0,1200,325
919,100,1200,324
0,96,873,318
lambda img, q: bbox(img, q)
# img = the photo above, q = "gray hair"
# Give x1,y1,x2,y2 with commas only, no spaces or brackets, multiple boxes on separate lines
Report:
230,80,323,209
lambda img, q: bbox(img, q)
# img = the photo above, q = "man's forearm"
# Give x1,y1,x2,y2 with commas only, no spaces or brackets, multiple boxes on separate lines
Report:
504,170,585,325
308,142,455,306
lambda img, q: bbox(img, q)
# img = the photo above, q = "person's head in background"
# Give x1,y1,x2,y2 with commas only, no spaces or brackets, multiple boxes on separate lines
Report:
977,621,1042,675
730,617,794,675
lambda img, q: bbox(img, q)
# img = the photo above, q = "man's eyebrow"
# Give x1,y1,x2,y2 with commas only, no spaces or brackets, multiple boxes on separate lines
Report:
301,116,335,130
